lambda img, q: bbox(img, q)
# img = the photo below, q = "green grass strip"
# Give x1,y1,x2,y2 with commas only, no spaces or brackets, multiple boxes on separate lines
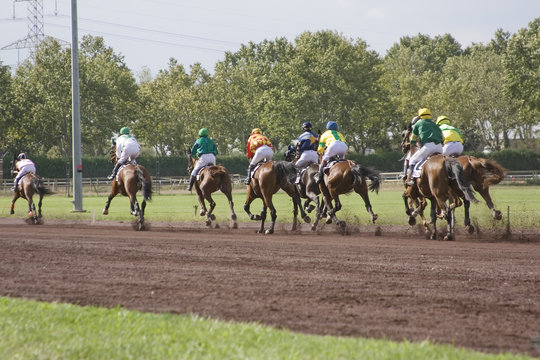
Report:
0,297,532,360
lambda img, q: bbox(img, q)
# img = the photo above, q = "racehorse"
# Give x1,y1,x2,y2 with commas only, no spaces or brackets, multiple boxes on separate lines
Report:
400,129,478,240
401,127,505,234
10,155,50,224
284,145,324,231
186,148,238,229
244,160,311,234
102,143,152,230
318,157,381,227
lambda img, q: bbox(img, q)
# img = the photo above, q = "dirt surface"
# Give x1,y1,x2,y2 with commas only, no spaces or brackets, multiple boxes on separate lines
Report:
0,218,539,357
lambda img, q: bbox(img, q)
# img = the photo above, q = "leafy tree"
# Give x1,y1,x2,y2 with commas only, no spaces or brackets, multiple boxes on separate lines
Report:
0,63,14,154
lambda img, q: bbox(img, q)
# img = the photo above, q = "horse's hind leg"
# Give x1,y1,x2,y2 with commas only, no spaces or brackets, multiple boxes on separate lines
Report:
128,193,140,216
195,187,208,217
10,193,20,215
103,192,116,215
429,200,437,240
203,192,216,227
38,195,44,217
224,191,237,229
356,185,378,223
477,187,502,220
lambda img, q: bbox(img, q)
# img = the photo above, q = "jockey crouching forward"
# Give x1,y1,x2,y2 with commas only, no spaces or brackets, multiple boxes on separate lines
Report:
436,115,464,157
315,121,347,184
294,121,319,183
108,126,141,180
188,128,218,191
12,153,36,191
244,128,274,185
405,108,443,186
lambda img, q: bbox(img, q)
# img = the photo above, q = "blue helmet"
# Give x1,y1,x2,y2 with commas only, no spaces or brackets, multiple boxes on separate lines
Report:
326,121,338,130
302,122,312,130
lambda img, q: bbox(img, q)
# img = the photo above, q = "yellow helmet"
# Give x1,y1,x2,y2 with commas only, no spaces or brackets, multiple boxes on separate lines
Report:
436,115,450,125
418,108,432,119
251,128,262,135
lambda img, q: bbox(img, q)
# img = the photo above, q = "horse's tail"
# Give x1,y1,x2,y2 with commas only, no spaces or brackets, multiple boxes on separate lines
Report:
136,166,153,201
350,164,381,193
473,157,507,187
31,177,51,196
273,161,297,184
445,157,478,203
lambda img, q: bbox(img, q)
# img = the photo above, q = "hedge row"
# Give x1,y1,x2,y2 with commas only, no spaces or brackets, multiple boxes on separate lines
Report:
2,149,539,179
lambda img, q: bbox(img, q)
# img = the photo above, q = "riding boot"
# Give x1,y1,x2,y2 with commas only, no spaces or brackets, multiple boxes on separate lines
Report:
244,165,255,185
187,175,196,191
108,162,122,180
404,165,414,186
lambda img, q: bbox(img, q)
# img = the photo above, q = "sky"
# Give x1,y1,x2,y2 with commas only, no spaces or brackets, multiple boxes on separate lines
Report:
1,0,539,78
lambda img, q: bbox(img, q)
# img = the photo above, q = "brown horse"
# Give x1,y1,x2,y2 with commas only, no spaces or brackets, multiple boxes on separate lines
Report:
10,156,50,224
102,144,152,230
244,160,310,234
400,129,478,240
186,149,237,229
318,158,381,227
284,145,324,231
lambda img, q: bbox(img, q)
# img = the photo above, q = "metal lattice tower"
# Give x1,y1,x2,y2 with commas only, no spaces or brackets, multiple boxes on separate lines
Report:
2,0,45,52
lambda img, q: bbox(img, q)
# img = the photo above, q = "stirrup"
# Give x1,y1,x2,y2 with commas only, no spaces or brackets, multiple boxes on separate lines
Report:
405,179,415,186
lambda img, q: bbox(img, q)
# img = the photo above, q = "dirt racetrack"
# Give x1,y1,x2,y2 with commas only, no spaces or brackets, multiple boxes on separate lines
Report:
0,218,539,357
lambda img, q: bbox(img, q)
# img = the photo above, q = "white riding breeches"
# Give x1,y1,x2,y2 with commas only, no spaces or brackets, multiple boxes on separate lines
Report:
409,142,443,167
250,145,274,165
117,141,140,164
191,153,216,177
14,164,36,184
295,150,318,168
442,141,463,157
322,140,347,162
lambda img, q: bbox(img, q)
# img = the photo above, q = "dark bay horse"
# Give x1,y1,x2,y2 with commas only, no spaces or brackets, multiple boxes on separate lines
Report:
284,145,324,231
10,156,50,224
103,144,152,230
319,158,381,227
244,160,310,234
186,149,237,229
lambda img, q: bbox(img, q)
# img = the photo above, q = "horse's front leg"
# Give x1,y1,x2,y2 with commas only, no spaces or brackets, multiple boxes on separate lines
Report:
328,193,344,227
102,190,117,215
356,184,377,223
37,194,44,217
243,187,261,221
258,205,268,234
444,206,455,241
224,191,237,229
203,192,216,227
291,197,299,231
429,200,438,240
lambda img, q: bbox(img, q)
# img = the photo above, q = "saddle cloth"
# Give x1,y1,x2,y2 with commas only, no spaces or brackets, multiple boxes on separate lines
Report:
323,159,346,174
116,161,137,181
195,165,212,180
412,153,442,179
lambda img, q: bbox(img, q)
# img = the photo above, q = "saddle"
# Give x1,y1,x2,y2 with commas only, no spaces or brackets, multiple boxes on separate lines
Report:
116,161,137,181
412,153,441,179
323,158,346,175
195,165,213,180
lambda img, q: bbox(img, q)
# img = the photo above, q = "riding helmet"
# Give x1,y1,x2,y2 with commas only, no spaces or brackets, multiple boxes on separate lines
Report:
17,153,26,160
198,128,209,137
120,126,130,135
418,108,432,119
436,116,450,125
302,122,312,130
251,128,262,135
326,121,338,130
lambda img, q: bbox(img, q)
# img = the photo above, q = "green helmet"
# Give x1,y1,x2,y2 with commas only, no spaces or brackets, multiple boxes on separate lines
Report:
120,127,130,135
198,128,209,137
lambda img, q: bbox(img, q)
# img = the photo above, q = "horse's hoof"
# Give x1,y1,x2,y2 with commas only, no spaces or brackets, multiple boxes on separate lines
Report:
444,234,454,241
10,210,14,215
325,216,332,225
408,216,416,226
303,216,311,224
205,219,212,227
102,209,108,215
494,210,502,221
210,214,216,221
306,205,316,213
430,233,437,240
466,225,475,235
372,214,378,223
311,224,317,231
232,222,238,229
265,229,274,235
199,210,206,217
257,229,264,234
231,214,237,221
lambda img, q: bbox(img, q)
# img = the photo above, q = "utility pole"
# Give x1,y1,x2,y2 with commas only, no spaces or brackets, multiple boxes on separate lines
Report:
71,0,84,212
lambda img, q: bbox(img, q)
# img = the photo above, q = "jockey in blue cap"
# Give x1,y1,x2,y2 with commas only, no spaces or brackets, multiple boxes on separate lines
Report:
316,121,347,184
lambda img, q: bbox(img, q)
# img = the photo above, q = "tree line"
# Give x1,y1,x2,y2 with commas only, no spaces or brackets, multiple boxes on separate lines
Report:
1,18,539,160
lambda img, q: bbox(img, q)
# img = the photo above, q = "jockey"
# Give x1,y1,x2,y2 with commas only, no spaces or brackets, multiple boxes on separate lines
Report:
401,116,420,180
245,128,274,185
108,126,141,180
188,128,218,191
405,108,443,186
315,121,347,184
294,121,319,183
436,116,464,157
12,153,36,192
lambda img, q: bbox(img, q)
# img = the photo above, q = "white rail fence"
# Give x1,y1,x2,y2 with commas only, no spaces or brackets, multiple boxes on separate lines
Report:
1,170,538,196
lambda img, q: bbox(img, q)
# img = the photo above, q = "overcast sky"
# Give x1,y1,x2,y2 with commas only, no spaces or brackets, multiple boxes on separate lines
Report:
1,0,539,77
